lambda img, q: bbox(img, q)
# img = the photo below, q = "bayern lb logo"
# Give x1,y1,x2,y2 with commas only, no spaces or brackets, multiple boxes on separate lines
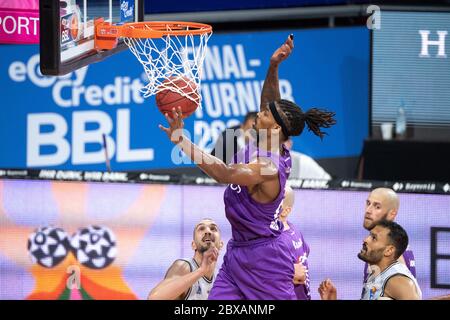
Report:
70,225,117,269
27,226,71,268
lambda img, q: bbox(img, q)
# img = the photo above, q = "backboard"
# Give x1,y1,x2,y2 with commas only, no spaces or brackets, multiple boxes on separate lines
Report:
39,0,144,75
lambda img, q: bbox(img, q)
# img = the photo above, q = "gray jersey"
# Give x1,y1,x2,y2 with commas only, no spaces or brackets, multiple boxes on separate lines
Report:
361,261,422,300
180,258,215,300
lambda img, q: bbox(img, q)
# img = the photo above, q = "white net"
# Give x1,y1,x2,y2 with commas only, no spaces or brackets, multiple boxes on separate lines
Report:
123,24,212,105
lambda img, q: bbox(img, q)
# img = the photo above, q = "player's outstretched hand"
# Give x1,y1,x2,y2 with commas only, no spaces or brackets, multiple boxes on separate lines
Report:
159,106,185,144
270,34,294,66
318,278,337,300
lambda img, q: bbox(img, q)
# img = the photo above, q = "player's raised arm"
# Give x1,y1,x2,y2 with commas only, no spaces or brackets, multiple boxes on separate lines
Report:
148,247,219,300
148,260,192,300
260,34,294,111
159,107,278,186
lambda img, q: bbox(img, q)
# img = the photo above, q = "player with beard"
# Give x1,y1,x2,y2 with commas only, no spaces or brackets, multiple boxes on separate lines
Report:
148,218,223,300
319,220,421,300
363,188,416,281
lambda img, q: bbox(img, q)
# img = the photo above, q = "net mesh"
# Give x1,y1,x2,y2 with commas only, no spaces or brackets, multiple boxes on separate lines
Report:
123,24,212,105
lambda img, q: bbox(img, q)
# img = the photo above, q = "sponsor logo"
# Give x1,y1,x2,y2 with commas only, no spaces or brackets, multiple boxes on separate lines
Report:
8,54,145,108
419,30,448,58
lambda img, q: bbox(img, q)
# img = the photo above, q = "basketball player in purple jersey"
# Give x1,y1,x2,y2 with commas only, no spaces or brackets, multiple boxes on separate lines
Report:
363,188,416,281
280,186,311,300
159,35,336,299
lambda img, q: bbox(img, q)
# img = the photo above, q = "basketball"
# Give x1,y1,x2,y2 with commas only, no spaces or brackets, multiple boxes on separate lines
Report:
155,76,200,119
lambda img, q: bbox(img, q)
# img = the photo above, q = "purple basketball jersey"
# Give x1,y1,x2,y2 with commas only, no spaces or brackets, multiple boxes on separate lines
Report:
224,143,292,241
209,143,296,300
286,221,311,300
363,246,417,281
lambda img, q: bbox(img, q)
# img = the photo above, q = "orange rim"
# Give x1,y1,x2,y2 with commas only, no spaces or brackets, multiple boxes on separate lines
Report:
97,21,212,39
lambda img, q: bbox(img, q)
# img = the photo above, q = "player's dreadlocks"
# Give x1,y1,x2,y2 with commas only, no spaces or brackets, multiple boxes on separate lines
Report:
275,99,336,140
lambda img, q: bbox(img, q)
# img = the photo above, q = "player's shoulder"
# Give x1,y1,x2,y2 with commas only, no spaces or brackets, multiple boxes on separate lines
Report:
384,274,418,299
164,259,192,278
388,273,415,284
173,259,193,270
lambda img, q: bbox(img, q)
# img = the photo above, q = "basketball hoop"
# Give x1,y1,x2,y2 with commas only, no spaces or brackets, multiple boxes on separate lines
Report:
95,20,212,104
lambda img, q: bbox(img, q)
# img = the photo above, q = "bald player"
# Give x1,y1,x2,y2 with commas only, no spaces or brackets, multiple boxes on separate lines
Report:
279,185,311,300
148,219,223,300
363,188,416,281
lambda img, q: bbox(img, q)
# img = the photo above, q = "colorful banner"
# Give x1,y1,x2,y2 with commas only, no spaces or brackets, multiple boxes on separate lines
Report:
0,27,369,171
0,179,449,299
